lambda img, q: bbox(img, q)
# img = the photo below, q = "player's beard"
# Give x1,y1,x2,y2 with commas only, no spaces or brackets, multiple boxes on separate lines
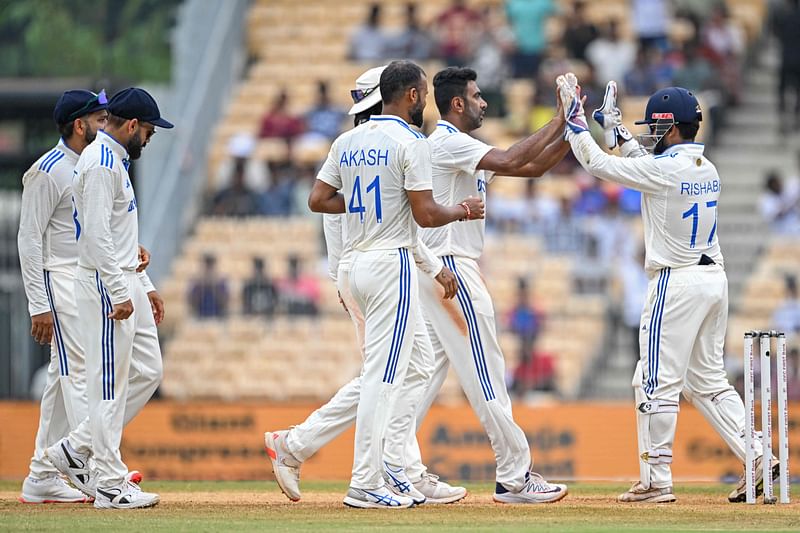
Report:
410,101,424,128
127,131,144,160
83,125,98,145
466,104,484,131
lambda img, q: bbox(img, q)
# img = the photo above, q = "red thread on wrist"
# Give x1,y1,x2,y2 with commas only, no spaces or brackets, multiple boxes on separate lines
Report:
459,202,471,220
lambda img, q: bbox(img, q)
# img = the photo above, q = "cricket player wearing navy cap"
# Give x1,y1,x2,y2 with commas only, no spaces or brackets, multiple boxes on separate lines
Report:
558,73,773,503
18,90,109,504
45,87,172,509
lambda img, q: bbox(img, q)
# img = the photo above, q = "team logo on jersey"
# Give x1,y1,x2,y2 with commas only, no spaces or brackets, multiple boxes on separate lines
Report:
127,197,137,212
477,177,486,193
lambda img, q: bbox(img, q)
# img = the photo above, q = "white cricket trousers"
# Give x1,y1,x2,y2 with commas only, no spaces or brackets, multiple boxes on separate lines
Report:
28,269,88,479
67,268,162,488
634,264,751,488
285,262,433,475
347,248,420,489
406,255,531,492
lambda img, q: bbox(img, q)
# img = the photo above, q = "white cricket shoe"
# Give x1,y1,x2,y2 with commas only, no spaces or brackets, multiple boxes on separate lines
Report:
44,438,95,498
493,472,568,504
617,481,676,503
264,430,302,501
94,480,159,509
19,475,89,504
383,462,426,505
343,484,415,509
413,472,467,504
728,455,780,503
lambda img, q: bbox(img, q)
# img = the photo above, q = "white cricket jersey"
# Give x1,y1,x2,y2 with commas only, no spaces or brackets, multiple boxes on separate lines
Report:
73,130,154,304
569,132,724,273
317,115,433,252
419,120,494,259
322,213,347,281
18,139,80,316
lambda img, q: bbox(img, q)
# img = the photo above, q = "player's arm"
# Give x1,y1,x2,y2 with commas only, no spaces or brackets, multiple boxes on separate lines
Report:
80,167,132,319
17,170,59,344
308,141,346,214
410,237,456,299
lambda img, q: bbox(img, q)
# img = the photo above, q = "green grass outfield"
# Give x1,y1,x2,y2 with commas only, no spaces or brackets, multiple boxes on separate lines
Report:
1,480,798,532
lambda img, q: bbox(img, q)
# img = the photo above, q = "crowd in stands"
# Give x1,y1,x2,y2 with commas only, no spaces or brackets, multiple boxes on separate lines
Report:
188,254,320,319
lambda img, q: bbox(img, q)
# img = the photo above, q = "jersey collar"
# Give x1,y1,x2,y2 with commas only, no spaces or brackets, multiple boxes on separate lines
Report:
57,137,80,163
661,142,705,157
97,130,129,159
436,119,461,133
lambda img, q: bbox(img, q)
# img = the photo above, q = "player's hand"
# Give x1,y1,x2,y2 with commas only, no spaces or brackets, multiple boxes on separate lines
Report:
592,81,633,149
435,267,458,299
460,196,485,220
337,290,351,317
147,290,165,325
554,84,566,123
556,73,588,135
137,244,150,273
108,299,134,320
30,311,54,345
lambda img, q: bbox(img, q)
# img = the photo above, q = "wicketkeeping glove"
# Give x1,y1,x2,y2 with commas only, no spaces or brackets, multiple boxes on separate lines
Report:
592,80,633,150
557,72,588,135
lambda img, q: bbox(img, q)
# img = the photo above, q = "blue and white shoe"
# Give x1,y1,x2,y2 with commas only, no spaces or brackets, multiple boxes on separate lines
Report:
493,471,568,504
343,484,415,509
383,462,426,504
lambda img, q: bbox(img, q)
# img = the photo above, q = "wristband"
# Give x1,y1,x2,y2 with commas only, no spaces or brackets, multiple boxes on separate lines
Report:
459,201,471,221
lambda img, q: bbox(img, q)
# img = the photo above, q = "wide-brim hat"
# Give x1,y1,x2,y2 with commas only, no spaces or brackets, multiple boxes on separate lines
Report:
348,65,387,115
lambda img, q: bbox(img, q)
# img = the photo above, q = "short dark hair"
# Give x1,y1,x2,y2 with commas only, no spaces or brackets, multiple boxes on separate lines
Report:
354,101,383,126
57,120,76,138
379,60,425,106
433,67,477,116
676,120,700,141
106,113,129,129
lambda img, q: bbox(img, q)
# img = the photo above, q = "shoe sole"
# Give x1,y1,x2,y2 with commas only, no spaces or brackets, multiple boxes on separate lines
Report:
493,488,568,504
94,496,160,509
44,446,95,498
343,496,414,509
618,493,676,503
18,496,89,504
423,490,468,504
264,432,301,502
729,462,781,503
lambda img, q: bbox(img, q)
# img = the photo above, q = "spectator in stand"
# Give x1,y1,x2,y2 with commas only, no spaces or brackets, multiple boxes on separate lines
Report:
210,158,261,217
301,81,345,143
544,195,587,255
277,255,320,316
505,0,555,78
243,257,278,318
521,179,559,234
348,3,390,61
260,160,297,217
433,0,481,66
215,133,269,193
258,90,305,150
387,3,434,60
625,46,659,97
773,275,800,336
469,4,514,117
505,277,544,368
585,19,636,88
572,234,610,295
188,254,228,318
758,170,800,234
773,0,800,132
563,0,598,62
573,175,608,217
701,3,744,105
632,0,670,50
511,348,556,397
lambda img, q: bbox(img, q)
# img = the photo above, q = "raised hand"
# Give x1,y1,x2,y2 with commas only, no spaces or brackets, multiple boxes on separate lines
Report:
556,73,588,135
592,81,633,149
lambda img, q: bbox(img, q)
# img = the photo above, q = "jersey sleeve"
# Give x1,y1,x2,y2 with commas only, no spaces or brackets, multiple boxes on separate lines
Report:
568,131,671,194
403,138,433,191
81,167,130,304
322,213,343,282
17,170,61,316
316,140,342,190
137,270,156,293
411,235,444,277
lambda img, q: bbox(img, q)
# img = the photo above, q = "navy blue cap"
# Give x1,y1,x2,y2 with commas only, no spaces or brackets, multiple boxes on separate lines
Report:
635,87,703,125
53,89,109,125
108,87,174,129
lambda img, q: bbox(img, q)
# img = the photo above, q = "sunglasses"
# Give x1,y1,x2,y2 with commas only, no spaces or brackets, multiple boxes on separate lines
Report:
67,90,108,121
350,85,378,104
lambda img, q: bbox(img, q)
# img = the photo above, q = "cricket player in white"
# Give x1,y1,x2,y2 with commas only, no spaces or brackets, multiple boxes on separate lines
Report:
397,67,571,504
266,66,467,506
558,73,770,503
17,90,109,504
45,87,172,509
306,60,484,508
